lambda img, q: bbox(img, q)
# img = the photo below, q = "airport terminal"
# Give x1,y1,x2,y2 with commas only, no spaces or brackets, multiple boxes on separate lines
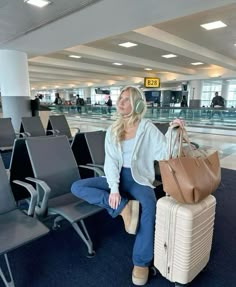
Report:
0,1,236,286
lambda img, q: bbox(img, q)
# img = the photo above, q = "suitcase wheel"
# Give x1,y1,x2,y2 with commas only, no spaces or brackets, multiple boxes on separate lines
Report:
52,223,61,230
150,266,158,276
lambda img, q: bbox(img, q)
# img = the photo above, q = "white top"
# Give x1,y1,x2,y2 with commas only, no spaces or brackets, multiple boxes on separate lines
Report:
104,119,178,193
121,137,135,167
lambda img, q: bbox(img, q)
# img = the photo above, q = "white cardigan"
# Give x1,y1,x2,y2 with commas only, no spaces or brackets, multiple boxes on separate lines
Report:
104,119,174,194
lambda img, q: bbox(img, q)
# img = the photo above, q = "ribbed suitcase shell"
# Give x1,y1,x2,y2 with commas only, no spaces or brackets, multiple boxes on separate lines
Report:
154,195,216,285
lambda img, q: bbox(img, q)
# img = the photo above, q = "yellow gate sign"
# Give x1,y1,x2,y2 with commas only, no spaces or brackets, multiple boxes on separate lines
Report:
144,77,160,88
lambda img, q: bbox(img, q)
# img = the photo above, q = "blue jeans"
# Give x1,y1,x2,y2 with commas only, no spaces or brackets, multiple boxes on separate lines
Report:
71,167,156,267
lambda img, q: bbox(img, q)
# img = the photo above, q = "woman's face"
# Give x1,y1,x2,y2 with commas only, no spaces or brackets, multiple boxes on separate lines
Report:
116,90,132,116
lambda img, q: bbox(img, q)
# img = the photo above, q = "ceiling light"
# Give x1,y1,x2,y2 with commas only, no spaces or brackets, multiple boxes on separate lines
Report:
234,44,236,46
162,54,177,58
24,0,51,8
69,55,81,59
144,68,152,71
200,21,227,30
113,62,123,66
118,42,137,48
191,62,204,66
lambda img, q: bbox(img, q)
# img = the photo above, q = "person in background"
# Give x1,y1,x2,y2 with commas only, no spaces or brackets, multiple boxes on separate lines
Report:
179,95,188,117
31,94,40,117
209,91,225,120
211,91,225,108
180,95,188,108
54,93,63,105
76,94,85,113
71,86,183,286
105,95,113,114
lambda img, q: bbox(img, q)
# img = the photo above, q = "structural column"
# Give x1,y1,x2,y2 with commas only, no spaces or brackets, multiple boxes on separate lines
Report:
188,80,203,108
84,87,91,100
0,50,31,131
221,80,229,102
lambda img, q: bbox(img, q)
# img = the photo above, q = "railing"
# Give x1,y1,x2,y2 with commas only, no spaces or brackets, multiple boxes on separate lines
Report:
45,104,236,129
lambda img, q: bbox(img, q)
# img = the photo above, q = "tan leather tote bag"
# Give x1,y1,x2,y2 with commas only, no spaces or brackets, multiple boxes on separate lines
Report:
159,127,221,204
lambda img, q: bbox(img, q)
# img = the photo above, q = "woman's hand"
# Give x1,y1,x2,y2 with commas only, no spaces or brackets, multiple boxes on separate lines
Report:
170,118,185,129
109,192,121,209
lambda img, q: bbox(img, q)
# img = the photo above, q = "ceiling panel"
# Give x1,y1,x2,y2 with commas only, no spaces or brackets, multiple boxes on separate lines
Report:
0,0,102,45
1,0,236,90
46,52,153,72
154,3,236,58
85,35,210,68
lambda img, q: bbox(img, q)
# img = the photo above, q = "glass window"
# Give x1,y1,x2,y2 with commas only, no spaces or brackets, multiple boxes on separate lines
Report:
201,81,222,107
110,87,121,105
227,84,236,107
89,87,121,105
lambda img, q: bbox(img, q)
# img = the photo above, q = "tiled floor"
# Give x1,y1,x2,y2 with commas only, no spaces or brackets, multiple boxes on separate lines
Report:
188,132,236,170
67,115,236,171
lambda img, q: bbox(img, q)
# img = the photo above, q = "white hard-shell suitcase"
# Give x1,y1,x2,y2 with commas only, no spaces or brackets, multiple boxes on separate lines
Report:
154,195,216,286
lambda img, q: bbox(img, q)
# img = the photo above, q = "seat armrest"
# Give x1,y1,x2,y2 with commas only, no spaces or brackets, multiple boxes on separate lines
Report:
79,164,105,176
12,180,37,216
26,177,51,216
0,146,12,151
47,129,60,136
15,132,31,138
54,129,60,135
87,163,104,170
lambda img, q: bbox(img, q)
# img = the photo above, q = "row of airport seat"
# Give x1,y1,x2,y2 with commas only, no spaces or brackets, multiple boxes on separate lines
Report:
0,156,50,287
0,114,73,146
0,132,107,286
0,120,169,286
9,130,106,201
0,115,75,169
21,114,76,140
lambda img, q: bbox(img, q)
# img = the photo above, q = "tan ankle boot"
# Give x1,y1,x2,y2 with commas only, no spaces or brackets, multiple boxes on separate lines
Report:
132,266,149,286
120,200,139,235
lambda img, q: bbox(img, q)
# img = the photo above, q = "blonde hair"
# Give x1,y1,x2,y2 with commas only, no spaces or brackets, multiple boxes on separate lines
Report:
111,86,147,143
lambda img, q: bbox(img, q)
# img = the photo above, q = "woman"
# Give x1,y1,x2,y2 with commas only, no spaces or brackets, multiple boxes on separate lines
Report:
71,86,182,286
